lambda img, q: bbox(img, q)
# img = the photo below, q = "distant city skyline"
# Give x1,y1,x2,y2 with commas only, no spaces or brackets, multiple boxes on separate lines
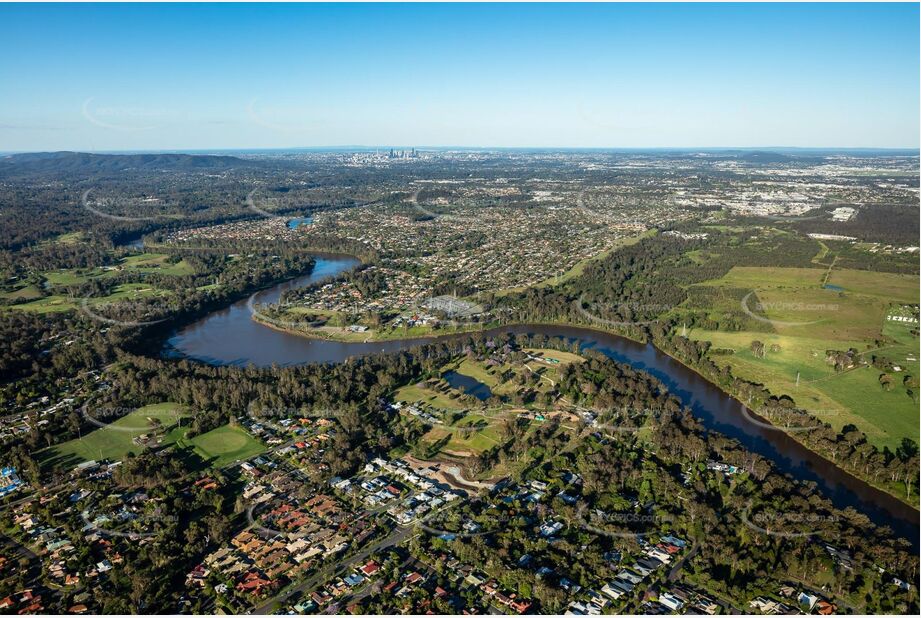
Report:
1,2,918,151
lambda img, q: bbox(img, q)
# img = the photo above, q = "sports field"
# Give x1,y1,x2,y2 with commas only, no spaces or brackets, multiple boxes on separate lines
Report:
40,405,265,471
180,424,266,468
40,403,189,469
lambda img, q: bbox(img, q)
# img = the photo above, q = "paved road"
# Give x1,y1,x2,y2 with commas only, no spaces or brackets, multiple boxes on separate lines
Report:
0,530,38,561
250,490,466,614
321,555,415,614
251,525,416,614
666,544,699,582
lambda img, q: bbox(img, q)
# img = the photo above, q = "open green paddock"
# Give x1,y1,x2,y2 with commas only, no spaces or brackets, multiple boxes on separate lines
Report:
685,265,919,450
39,403,265,471
0,285,43,301
688,328,919,450
421,411,511,456
394,382,469,411
39,403,189,469
6,283,173,314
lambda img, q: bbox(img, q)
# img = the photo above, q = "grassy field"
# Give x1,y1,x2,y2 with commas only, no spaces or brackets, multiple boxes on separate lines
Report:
687,265,919,450
825,269,920,303
749,285,887,341
687,329,918,449
180,424,266,468
439,348,585,400
119,252,194,276
8,283,173,314
393,381,468,411
422,412,507,456
2,250,193,315
40,405,265,471
0,285,43,301
402,348,585,458
40,403,189,469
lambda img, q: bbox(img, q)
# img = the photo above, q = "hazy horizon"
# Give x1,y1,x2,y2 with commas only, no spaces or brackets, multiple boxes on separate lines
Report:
3,145,921,156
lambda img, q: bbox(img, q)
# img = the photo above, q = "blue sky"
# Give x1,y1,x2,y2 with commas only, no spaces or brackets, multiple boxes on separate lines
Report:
0,2,918,151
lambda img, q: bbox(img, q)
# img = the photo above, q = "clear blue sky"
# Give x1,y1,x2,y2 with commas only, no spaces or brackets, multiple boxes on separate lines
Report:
1,2,918,151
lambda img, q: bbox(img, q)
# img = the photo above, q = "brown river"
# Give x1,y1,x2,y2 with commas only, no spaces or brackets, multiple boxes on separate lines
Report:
164,255,919,544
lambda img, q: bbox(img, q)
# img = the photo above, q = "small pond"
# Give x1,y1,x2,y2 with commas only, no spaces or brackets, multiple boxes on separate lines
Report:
443,371,493,401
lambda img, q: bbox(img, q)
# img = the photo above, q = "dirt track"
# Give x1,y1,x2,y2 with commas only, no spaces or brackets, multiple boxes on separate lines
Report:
401,454,496,492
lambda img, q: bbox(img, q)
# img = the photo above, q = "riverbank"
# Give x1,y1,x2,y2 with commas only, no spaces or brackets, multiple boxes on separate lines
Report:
648,329,920,509
250,305,920,511
165,257,919,540
251,312,502,343
656,336,921,510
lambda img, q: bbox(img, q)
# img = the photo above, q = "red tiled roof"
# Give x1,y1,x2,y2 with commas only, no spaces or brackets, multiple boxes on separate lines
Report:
406,572,424,584
360,561,380,576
